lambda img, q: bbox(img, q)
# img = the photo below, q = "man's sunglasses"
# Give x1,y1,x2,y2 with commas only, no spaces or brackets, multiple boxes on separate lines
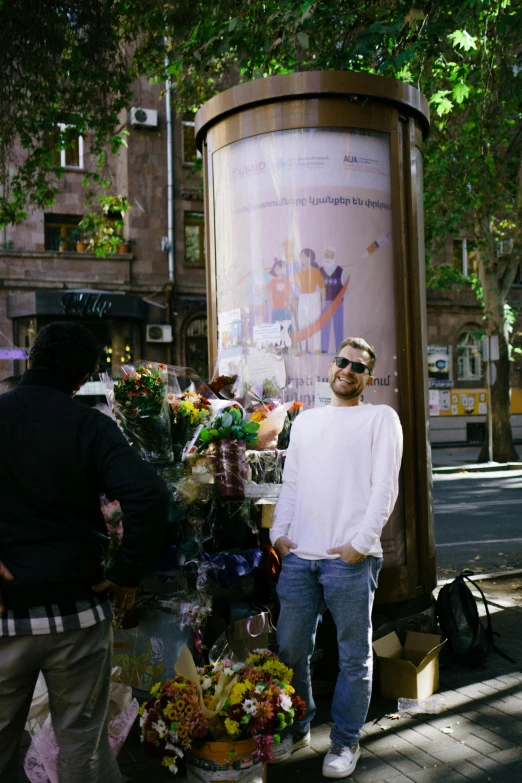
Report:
334,356,370,375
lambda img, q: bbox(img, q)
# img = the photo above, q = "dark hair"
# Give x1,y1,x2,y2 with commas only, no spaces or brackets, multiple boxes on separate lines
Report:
269,258,284,276
337,337,376,374
28,322,100,383
300,247,316,266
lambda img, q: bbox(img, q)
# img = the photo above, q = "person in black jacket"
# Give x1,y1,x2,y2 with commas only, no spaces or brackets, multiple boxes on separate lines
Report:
0,322,169,783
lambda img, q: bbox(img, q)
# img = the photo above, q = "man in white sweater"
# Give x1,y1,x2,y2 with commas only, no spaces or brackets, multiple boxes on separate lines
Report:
270,337,403,779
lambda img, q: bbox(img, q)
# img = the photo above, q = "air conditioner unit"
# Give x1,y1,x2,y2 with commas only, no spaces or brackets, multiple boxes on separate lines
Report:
146,324,172,343
130,108,158,128
497,238,513,257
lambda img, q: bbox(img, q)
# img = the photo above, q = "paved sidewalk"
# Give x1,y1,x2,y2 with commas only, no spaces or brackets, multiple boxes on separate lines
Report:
267,574,522,783
17,575,522,782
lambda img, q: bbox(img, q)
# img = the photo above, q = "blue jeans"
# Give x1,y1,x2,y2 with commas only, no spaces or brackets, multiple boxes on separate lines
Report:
276,554,382,747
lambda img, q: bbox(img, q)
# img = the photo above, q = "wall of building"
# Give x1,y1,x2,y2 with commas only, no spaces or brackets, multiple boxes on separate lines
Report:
426,235,522,444
0,79,209,380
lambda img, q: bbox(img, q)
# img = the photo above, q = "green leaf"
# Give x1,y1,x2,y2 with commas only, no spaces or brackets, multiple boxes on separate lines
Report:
452,82,470,104
243,422,260,433
448,30,478,52
209,429,219,438
221,412,233,428
429,91,454,116
199,428,210,441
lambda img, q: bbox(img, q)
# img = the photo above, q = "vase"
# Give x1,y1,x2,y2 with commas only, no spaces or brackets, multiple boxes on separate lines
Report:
214,439,246,501
187,738,266,782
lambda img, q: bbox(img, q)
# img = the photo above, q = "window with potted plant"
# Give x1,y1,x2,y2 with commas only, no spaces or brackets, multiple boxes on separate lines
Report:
79,194,131,257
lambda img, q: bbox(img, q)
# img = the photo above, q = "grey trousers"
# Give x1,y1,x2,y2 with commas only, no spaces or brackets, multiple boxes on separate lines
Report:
0,618,121,783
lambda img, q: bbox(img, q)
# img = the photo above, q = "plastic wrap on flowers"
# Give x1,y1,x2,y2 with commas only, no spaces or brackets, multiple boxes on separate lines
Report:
214,439,247,501
101,363,173,463
245,450,285,485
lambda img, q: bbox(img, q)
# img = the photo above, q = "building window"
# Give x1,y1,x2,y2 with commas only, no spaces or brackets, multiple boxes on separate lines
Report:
45,124,84,169
185,316,208,378
184,212,205,264
456,330,484,382
44,214,81,251
453,238,478,276
182,112,200,165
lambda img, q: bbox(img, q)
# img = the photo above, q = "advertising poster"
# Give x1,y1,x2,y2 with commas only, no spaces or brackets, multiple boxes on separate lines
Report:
212,128,405,565
213,128,397,407
428,345,452,388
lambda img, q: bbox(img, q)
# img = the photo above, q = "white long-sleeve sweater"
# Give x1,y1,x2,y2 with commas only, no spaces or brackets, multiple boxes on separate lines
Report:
270,404,403,559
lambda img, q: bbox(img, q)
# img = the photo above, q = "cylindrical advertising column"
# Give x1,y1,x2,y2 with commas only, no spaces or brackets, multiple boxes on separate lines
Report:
195,72,434,606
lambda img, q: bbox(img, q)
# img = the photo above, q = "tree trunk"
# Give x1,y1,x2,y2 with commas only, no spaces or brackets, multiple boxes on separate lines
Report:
476,219,519,462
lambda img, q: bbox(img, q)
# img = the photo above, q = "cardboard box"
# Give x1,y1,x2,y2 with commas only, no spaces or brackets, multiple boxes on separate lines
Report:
372,631,445,701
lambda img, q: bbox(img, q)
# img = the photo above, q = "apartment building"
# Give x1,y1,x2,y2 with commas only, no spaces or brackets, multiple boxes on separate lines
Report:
0,79,208,387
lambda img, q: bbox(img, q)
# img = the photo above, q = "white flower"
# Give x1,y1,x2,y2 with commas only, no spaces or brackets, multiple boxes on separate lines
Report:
168,762,178,774
224,667,235,677
232,662,245,672
280,693,292,712
139,716,146,727
152,719,167,738
242,698,258,716
255,683,267,693
201,676,212,690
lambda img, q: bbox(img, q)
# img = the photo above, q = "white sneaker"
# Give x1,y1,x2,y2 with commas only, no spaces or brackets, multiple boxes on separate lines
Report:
269,729,311,764
322,742,360,778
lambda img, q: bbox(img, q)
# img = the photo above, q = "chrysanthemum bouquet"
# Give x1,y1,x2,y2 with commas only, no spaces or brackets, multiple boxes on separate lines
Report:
167,391,212,460
141,649,306,774
140,676,209,775
213,649,306,761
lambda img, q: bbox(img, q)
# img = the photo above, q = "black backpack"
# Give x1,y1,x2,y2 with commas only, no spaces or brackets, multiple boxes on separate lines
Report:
436,572,515,667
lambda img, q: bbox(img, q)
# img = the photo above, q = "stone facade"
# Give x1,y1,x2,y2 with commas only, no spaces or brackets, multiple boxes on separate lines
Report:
0,79,208,381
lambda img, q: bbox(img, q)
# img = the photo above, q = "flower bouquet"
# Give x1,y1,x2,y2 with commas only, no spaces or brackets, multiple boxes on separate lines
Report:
102,363,173,462
140,647,306,776
276,400,304,450
167,391,212,461
197,406,260,500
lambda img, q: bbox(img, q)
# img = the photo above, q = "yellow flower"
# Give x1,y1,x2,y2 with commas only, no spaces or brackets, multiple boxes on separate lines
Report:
150,681,162,696
261,660,293,683
285,685,295,695
175,699,186,711
230,683,248,705
225,718,241,737
161,756,177,768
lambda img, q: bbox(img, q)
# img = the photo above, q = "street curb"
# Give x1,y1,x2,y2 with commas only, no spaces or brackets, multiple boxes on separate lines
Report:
433,461,522,474
437,569,522,586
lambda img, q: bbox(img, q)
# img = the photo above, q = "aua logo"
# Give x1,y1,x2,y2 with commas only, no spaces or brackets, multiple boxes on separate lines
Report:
231,161,266,180
342,154,358,170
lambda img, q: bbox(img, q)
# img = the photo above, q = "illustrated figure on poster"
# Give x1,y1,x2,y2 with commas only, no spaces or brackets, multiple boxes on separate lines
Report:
268,258,292,323
292,248,325,353
320,247,349,354
281,239,300,332
247,271,270,343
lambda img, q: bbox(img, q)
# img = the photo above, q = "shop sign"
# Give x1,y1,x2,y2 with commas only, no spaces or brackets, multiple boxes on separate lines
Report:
0,348,26,359
61,292,112,318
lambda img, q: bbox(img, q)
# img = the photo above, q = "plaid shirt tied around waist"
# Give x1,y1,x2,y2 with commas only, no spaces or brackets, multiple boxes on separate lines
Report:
0,598,112,637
